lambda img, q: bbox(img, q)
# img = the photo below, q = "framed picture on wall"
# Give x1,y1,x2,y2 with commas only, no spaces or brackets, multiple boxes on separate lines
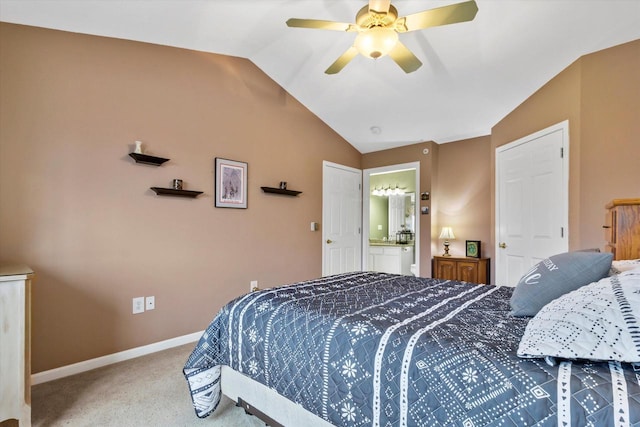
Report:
215,158,247,209
466,240,481,258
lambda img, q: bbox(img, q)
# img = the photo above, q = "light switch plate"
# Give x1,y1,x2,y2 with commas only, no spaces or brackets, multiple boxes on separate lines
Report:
132,297,145,314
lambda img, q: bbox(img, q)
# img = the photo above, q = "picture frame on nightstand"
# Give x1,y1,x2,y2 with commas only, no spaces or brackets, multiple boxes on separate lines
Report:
465,240,481,258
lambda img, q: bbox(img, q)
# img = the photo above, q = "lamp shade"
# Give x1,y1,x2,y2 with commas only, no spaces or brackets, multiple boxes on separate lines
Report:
439,227,455,240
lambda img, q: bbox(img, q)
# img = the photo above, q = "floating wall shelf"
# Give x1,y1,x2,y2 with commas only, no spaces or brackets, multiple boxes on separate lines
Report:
129,153,170,166
150,187,203,198
261,186,302,197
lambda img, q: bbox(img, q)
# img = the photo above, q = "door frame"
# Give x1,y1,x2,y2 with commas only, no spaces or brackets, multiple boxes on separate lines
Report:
363,161,421,276
494,120,569,285
322,161,363,276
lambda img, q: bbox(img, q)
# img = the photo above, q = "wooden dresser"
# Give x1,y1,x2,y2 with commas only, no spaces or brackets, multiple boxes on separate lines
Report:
433,256,490,284
0,265,33,427
603,198,640,260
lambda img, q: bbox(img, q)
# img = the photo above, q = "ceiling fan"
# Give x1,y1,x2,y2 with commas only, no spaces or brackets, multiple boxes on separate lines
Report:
286,0,478,74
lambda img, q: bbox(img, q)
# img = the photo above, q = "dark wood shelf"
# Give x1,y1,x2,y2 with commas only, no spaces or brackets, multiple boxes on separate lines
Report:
129,153,169,166
261,187,302,197
150,187,203,198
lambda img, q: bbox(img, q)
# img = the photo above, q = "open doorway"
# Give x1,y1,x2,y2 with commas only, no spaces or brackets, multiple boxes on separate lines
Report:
363,162,420,276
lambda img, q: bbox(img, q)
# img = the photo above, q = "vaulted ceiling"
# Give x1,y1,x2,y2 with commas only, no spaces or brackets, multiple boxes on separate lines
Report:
1,0,639,153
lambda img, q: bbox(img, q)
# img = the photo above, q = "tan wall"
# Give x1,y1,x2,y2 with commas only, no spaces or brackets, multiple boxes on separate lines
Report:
1,22,637,373
434,136,492,261
363,40,639,284
362,137,492,280
492,39,640,255
579,40,640,248
0,23,360,373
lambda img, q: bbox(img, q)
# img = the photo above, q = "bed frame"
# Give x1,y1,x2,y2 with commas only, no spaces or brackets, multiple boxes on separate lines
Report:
221,365,332,427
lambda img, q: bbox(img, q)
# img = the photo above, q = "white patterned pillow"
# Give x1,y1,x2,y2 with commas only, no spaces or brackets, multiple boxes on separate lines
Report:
610,258,640,275
517,267,640,363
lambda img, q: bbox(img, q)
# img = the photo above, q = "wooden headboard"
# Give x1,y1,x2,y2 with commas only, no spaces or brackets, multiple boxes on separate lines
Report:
604,198,640,260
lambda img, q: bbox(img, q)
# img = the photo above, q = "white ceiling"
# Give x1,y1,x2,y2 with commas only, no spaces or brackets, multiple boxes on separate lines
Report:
1,0,639,153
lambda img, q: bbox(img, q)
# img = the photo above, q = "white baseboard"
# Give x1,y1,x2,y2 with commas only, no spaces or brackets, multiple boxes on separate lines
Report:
31,330,203,385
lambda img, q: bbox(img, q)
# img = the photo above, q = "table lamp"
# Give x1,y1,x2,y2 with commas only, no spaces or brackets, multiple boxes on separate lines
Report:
439,227,455,256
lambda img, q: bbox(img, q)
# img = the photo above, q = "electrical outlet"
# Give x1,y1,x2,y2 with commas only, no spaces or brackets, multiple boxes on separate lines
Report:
250,280,258,292
146,296,155,310
132,297,145,314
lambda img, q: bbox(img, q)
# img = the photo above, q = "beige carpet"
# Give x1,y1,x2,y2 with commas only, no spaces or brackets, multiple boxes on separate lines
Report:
32,343,265,426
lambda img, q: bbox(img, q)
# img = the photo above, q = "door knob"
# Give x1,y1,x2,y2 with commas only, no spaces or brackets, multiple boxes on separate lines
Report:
499,242,507,249
326,239,333,244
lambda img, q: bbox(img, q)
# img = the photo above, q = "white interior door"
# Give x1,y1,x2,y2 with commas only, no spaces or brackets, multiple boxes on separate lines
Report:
322,161,362,276
496,121,569,286
388,195,406,237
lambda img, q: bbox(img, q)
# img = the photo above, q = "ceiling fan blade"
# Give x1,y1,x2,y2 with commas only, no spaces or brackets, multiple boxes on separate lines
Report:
396,0,478,32
286,18,356,32
368,0,391,14
388,41,422,73
325,46,359,74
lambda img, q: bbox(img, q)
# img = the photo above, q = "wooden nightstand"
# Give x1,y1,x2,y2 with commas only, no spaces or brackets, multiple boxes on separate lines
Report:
433,256,490,284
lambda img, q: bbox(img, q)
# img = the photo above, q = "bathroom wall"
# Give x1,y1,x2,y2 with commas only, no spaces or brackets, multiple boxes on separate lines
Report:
369,170,416,240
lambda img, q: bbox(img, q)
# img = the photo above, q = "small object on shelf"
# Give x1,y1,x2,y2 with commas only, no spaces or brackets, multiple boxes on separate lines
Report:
396,226,414,244
173,179,183,190
129,152,169,166
150,187,203,198
279,181,287,189
261,186,302,197
134,140,144,154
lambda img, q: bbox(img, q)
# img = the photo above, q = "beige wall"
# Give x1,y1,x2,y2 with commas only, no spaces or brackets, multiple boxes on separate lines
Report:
433,136,492,260
362,137,492,280
362,40,639,284
1,22,637,373
492,39,640,254
0,23,360,373
579,40,640,248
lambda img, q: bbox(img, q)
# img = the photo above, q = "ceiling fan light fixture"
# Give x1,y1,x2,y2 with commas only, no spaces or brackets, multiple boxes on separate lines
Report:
354,26,398,59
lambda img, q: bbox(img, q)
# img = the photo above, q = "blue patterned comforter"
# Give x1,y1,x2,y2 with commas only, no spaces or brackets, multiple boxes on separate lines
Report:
184,272,640,426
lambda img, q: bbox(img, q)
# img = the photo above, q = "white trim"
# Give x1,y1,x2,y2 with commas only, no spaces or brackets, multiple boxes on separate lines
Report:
31,331,203,385
363,161,421,276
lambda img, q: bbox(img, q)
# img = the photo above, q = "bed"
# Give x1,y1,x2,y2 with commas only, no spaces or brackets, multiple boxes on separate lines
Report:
184,258,640,427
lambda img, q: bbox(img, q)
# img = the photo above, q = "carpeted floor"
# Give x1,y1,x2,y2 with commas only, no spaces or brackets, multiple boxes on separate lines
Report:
31,343,264,426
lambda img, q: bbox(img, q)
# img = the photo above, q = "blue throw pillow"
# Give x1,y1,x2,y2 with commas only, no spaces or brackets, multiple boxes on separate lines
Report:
510,251,613,317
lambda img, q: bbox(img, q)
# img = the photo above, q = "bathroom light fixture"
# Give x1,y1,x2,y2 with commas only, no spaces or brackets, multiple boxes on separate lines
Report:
439,227,455,256
371,185,406,196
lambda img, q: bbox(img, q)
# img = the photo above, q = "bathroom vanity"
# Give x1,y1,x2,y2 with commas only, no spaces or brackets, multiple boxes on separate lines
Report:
369,243,414,275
